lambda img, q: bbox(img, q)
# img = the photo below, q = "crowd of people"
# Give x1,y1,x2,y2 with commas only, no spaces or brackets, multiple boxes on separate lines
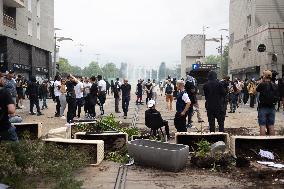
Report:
0,68,283,141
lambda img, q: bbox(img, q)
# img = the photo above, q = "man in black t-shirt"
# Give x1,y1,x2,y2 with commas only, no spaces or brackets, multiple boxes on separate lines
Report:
66,74,79,123
121,79,131,119
0,77,18,141
113,78,121,113
256,70,278,136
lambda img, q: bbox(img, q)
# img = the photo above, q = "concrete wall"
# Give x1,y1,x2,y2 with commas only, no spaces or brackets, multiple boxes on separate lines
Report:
0,0,54,52
181,34,205,78
229,0,284,78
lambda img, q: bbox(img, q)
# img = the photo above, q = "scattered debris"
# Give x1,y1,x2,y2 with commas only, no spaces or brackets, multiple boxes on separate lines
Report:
259,149,275,160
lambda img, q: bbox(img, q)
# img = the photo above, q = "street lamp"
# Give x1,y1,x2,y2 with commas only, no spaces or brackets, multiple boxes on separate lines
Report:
202,26,210,61
53,28,73,78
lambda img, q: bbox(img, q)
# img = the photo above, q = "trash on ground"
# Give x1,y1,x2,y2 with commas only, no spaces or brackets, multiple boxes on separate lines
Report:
259,149,274,160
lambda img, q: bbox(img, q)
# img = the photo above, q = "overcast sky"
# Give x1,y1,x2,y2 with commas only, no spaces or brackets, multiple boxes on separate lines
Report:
54,0,229,69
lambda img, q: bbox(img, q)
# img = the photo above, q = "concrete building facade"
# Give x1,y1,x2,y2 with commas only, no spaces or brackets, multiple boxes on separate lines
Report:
229,0,284,79
181,34,205,78
0,0,54,80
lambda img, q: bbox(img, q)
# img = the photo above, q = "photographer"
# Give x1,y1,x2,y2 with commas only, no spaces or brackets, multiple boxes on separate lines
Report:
66,74,79,123
256,70,279,136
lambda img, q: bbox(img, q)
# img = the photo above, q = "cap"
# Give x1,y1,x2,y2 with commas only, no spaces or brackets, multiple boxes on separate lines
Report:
263,70,272,79
147,100,156,108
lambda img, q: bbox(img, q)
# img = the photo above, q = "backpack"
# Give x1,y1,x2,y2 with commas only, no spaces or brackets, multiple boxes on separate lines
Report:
165,84,173,95
259,83,279,106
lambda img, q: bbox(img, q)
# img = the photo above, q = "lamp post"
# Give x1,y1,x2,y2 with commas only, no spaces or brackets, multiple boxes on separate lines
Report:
202,25,210,62
53,28,73,78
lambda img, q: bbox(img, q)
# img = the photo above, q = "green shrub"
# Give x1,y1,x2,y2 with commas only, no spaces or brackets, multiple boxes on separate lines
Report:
196,140,211,158
0,140,91,189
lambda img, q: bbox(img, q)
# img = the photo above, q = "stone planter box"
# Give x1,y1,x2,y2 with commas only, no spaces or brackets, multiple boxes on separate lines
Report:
66,121,97,139
73,118,97,123
128,139,189,172
74,132,128,151
131,135,151,141
12,123,42,139
47,127,68,139
43,138,104,165
175,132,229,152
231,136,284,160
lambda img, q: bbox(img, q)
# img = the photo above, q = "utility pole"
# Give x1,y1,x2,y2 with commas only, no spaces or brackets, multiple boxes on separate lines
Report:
220,34,223,77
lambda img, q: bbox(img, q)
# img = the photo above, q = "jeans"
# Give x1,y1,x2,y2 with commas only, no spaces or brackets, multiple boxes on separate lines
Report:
122,96,130,115
258,107,276,126
207,110,225,132
55,96,61,115
115,97,120,112
0,125,18,142
9,116,23,123
42,95,48,109
59,94,67,116
66,97,76,123
30,97,40,113
249,94,256,108
230,93,238,112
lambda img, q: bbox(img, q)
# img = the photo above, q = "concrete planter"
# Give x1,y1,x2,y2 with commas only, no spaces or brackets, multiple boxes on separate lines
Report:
74,132,128,151
13,123,42,139
128,139,189,172
131,135,151,141
43,138,104,165
175,132,229,152
230,136,284,160
73,118,97,123
47,127,68,139
66,121,97,139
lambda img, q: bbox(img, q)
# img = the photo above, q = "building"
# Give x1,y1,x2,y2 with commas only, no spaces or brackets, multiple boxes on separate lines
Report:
181,34,205,78
0,0,54,80
229,0,284,79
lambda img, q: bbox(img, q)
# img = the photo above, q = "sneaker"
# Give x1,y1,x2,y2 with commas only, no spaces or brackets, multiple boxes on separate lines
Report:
54,114,60,117
61,116,66,120
186,123,192,128
30,112,36,115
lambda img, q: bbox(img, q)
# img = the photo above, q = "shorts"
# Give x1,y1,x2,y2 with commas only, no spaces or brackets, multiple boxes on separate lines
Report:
258,107,275,126
166,95,173,102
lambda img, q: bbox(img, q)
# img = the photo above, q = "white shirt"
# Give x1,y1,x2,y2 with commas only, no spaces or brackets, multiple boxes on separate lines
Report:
182,92,191,103
75,82,84,98
54,80,61,97
153,83,159,93
98,80,106,92
83,82,92,94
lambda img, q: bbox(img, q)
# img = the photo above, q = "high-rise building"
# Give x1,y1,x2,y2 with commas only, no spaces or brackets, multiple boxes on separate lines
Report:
0,0,54,80
229,0,284,79
181,34,205,78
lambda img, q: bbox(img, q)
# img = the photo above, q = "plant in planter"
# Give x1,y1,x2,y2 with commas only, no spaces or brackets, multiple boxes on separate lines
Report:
190,140,234,170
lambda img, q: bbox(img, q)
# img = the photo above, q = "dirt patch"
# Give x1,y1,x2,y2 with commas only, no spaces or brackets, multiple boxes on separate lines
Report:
225,127,251,136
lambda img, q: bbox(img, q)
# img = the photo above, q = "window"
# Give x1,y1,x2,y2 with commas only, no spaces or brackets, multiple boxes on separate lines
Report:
28,0,32,12
36,23,40,39
36,0,40,17
28,18,32,36
247,15,252,27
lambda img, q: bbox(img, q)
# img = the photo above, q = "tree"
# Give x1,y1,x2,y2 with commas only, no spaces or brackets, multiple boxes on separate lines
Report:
158,62,166,80
70,66,82,76
102,63,119,79
82,61,102,77
205,55,221,65
119,63,128,79
58,58,72,74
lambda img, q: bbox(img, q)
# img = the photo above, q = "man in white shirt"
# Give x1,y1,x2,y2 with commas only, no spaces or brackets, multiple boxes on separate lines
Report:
75,78,84,118
54,76,61,117
97,75,107,115
83,78,92,117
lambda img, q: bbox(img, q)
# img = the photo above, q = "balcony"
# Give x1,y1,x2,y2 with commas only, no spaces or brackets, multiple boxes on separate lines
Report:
3,0,25,8
3,14,16,29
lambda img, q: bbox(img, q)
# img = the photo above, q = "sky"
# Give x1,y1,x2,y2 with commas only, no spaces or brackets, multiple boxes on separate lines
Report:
54,0,229,69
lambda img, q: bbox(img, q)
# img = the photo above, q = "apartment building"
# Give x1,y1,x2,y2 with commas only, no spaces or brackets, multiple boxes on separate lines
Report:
229,0,284,79
181,34,205,78
0,0,54,79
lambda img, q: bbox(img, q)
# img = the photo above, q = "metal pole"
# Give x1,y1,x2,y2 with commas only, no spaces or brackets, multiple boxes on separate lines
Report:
220,34,223,77
53,33,57,78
